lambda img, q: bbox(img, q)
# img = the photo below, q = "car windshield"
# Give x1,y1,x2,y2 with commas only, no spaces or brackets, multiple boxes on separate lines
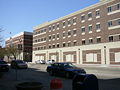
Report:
63,63,76,68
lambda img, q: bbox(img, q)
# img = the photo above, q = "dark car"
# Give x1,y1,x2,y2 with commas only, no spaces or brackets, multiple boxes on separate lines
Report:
46,62,86,78
11,60,28,69
0,60,9,72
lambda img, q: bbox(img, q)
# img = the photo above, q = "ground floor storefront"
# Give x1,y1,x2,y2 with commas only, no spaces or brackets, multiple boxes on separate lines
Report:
32,42,120,65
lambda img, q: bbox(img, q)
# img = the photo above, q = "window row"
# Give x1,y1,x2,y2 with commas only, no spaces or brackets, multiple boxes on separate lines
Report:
107,3,120,13
108,19,120,27
109,35,120,42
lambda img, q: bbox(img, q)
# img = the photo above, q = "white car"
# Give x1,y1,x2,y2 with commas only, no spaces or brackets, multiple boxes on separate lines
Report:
35,60,46,64
46,60,55,64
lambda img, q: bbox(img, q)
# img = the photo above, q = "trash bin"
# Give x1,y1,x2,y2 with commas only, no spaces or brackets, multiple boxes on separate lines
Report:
16,82,43,90
72,74,99,90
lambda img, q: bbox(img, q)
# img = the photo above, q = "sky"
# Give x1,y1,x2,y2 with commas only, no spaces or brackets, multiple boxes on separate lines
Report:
0,0,99,46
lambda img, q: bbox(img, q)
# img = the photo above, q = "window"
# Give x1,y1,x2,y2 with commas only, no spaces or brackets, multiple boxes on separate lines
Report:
73,41,77,46
81,27,85,33
57,34,59,38
88,13,92,19
81,15,85,21
96,23,100,30
49,45,51,49
68,42,71,47
57,44,59,48
53,25,55,30
119,35,120,40
117,19,120,25
89,38,93,44
52,35,55,39
49,35,51,40
109,36,113,42
63,32,66,37
73,30,77,35
49,26,51,30
96,10,100,16
57,24,59,28
107,6,112,12
96,37,101,43
88,25,92,32
82,40,85,45
68,20,71,25
108,21,112,27
63,21,66,27
73,18,76,24
53,44,55,48
117,3,120,10
63,43,66,47
68,31,71,36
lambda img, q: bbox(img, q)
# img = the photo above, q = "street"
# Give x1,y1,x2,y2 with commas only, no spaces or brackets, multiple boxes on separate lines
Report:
0,63,120,90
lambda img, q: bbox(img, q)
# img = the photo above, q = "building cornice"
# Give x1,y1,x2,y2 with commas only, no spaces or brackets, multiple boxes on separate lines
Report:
33,0,115,30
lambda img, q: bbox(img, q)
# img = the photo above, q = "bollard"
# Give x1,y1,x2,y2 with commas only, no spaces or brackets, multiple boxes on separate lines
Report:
50,78,62,90
72,74,99,90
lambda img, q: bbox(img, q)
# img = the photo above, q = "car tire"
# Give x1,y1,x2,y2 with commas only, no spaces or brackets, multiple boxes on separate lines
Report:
65,72,70,78
49,70,53,76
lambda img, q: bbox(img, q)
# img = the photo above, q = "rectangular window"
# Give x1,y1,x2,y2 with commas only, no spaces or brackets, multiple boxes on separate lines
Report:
57,24,59,28
108,21,112,27
68,20,71,25
96,10,100,16
49,26,51,30
73,30,77,35
49,45,51,49
57,34,59,38
63,43,66,47
52,35,55,39
82,40,85,45
68,42,71,47
53,45,55,48
57,44,59,48
49,36,51,39
63,32,66,37
107,6,112,12
53,25,55,29
117,19,120,25
89,38,93,44
73,41,77,46
109,36,113,42
81,15,85,21
63,22,66,26
81,27,85,33
117,3,120,10
73,18,76,23
96,37,101,43
88,25,92,32
88,13,92,19
68,31,71,36
119,35,120,40
96,23,100,30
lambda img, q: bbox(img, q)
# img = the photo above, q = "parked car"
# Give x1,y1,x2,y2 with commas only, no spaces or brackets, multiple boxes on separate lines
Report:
0,60,9,72
46,62,86,78
11,60,28,69
35,60,46,64
46,60,55,64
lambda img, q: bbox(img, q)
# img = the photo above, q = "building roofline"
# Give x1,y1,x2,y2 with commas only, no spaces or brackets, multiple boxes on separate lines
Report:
33,0,114,30
5,31,33,41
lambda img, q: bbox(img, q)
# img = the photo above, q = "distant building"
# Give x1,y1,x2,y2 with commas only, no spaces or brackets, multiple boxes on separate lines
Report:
5,31,33,62
33,0,120,65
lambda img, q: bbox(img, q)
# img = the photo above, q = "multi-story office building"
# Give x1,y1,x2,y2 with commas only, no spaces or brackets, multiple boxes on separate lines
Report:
5,31,33,62
33,0,120,65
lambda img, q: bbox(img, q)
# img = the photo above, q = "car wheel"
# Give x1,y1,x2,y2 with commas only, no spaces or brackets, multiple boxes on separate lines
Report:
49,70,53,76
65,72,70,78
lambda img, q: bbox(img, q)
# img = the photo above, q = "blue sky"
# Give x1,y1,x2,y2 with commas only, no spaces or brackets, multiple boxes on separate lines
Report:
0,0,99,46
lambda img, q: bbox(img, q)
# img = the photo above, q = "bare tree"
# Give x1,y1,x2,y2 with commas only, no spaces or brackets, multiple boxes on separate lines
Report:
0,27,4,43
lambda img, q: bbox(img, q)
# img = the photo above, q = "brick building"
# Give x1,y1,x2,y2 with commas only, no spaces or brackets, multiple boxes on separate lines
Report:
33,0,120,65
5,32,33,62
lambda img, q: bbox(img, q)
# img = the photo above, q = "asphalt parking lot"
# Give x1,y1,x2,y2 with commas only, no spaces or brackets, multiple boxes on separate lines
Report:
0,63,120,90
